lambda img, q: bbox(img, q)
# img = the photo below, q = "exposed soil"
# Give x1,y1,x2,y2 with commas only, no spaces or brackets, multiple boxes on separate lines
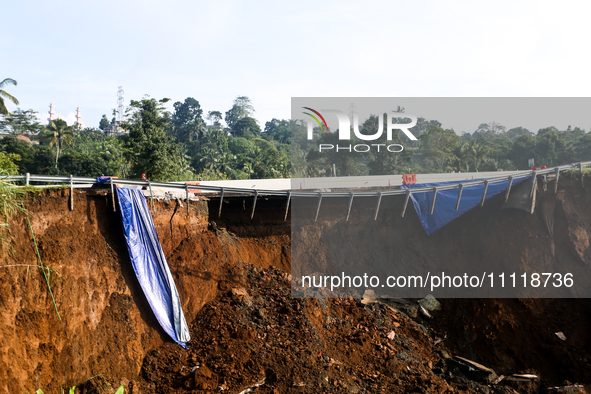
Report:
0,175,590,393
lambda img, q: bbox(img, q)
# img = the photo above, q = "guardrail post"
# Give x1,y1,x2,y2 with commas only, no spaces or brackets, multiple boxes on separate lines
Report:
455,183,463,210
185,183,190,216
251,190,258,220
505,176,514,202
284,191,291,221
148,181,155,212
554,167,560,193
70,175,74,211
529,172,537,198
314,192,322,222
374,192,383,220
346,192,354,221
111,178,116,212
430,187,438,215
25,173,30,186
580,162,584,188
401,189,411,217
530,182,537,214
480,180,489,207
218,188,224,217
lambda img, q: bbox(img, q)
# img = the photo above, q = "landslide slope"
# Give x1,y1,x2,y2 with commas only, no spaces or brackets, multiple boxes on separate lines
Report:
0,174,590,394
0,190,288,393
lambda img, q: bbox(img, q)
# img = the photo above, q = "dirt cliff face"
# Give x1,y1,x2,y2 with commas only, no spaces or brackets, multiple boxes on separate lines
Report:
0,176,590,394
0,189,289,393
431,178,591,384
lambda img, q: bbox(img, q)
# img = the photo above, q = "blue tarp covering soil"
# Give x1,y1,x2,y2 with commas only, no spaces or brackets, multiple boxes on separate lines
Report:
400,176,531,236
116,188,190,348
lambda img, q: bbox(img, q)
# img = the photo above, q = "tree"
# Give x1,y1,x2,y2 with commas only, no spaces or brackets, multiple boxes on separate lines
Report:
0,136,35,174
233,96,255,117
481,135,513,170
216,152,236,176
172,97,205,142
419,125,462,172
362,114,411,175
99,115,110,130
305,131,366,177
0,78,19,116
473,122,506,141
0,108,43,135
31,146,58,175
469,142,489,171
453,143,472,172
47,119,74,168
0,152,21,175
122,97,183,181
411,117,441,147
225,96,255,129
204,127,225,144
505,126,532,141
58,150,109,177
535,127,573,166
508,134,536,169
232,117,261,139
206,111,223,126
264,119,291,144
68,127,130,177
576,133,591,161
199,146,219,171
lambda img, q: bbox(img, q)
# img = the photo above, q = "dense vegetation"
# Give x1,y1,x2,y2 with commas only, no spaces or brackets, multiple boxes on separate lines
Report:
293,114,591,177
1,94,590,180
0,96,290,181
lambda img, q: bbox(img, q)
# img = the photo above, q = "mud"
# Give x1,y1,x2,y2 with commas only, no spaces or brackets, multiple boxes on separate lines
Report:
0,175,589,393
0,190,287,393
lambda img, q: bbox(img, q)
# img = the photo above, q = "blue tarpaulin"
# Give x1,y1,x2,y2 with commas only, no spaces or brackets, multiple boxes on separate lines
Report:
96,176,112,184
400,176,531,236
93,176,114,187
116,188,190,348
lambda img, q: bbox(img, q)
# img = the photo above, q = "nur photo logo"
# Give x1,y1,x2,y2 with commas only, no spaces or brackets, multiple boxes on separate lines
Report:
302,107,418,153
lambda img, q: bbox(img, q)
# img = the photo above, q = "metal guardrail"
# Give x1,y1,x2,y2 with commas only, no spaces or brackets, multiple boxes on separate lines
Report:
4,160,590,220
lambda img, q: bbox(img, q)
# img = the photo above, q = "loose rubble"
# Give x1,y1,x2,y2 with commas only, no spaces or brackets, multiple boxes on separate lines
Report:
136,262,588,393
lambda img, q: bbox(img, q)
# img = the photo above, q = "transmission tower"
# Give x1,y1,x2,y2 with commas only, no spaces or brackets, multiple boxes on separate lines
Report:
117,86,124,122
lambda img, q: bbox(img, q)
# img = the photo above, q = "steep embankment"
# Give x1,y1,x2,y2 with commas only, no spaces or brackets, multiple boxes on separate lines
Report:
0,189,289,393
0,174,590,393
431,177,591,384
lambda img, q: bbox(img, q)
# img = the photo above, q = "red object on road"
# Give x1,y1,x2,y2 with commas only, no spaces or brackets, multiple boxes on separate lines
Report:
185,182,201,193
402,174,417,185
531,165,547,171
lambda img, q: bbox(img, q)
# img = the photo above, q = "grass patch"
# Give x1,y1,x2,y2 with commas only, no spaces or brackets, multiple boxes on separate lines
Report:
0,179,61,320
24,376,125,394
0,179,26,256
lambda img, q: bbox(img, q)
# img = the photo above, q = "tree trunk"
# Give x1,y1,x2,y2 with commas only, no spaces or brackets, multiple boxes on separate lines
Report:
55,144,60,169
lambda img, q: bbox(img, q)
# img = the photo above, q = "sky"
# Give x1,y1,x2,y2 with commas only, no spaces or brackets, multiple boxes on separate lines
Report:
292,98,591,135
3,0,591,131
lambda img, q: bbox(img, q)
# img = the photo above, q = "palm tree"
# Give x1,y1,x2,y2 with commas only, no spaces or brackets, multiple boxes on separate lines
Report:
453,143,472,172
278,156,290,178
47,119,74,168
199,146,219,171
206,127,224,144
470,142,489,172
0,78,19,116
217,152,236,176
